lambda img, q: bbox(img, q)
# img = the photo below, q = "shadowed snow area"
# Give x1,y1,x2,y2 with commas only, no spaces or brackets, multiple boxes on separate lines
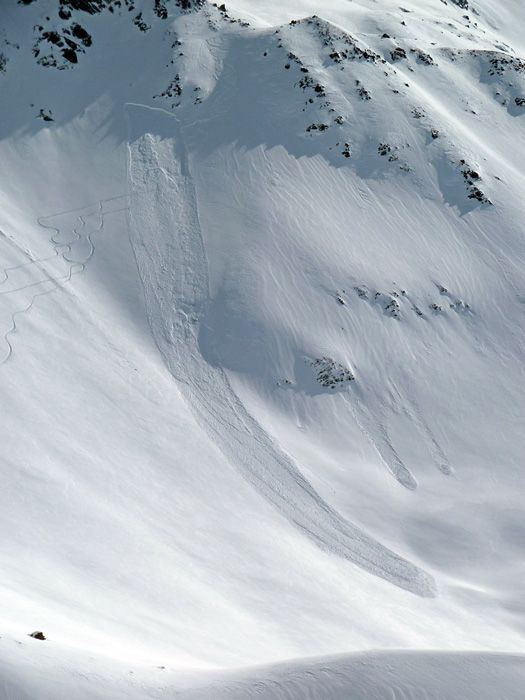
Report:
0,0,524,697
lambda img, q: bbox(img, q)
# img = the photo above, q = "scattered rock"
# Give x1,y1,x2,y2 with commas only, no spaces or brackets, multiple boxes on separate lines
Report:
306,122,329,132
70,23,92,47
460,162,491,204
356,80,371,100
154,0,168,19
378,143,399,161
414,49,435,66
391,47,407,62
133,12,151,32
451,0,469,9
311,357,354,388
385,297,400,316
154,74,182,107
37,108,54,121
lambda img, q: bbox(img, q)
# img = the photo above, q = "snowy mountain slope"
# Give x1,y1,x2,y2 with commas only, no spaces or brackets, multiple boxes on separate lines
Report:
2,640,525,700
0,0,524,697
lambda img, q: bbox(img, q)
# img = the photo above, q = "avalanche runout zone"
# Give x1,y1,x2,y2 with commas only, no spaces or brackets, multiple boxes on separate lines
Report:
125,103,435,597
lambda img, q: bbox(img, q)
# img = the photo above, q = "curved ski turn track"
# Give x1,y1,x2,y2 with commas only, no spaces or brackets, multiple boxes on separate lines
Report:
0,197,129,367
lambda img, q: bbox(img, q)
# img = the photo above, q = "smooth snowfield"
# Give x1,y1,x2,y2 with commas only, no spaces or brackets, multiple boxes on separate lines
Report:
1,0,525,697
2,639,525,700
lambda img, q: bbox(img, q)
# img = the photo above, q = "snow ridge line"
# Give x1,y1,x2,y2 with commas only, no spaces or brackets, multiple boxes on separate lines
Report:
124,103,436,597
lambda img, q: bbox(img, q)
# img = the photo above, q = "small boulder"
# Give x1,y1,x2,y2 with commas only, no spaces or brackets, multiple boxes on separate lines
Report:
29,631,46,640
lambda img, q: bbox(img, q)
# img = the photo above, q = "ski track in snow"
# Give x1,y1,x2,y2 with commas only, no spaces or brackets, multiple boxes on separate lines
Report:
343,391,419,490
0,197,129,366
393,389,453,477
1,1,525,694
124,102,435,598
345,365,453,485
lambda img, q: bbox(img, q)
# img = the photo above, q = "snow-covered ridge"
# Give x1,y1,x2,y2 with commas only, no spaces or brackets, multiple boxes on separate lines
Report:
1,0,525,697
8,0,524,209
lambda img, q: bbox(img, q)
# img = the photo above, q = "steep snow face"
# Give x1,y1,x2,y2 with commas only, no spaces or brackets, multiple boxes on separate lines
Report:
1,0,525,697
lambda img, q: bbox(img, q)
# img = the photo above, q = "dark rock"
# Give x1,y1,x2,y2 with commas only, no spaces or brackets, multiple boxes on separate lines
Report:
154,0,168,18
311,357,354,388
391,47,407,61
62,47,78,63
38,108,54,121
71,23,92,47
29,631,46,640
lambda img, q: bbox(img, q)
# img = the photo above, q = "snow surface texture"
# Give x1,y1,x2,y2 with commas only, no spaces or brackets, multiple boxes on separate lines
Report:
1,0,525,697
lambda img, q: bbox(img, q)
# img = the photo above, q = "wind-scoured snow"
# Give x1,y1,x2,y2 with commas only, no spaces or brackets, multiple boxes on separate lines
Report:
0,0,524,697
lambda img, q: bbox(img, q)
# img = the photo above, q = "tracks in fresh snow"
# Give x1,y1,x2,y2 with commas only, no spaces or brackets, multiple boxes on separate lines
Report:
344,391,419,490
0,197,128,366
125,103,435,597
342,385,453,491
